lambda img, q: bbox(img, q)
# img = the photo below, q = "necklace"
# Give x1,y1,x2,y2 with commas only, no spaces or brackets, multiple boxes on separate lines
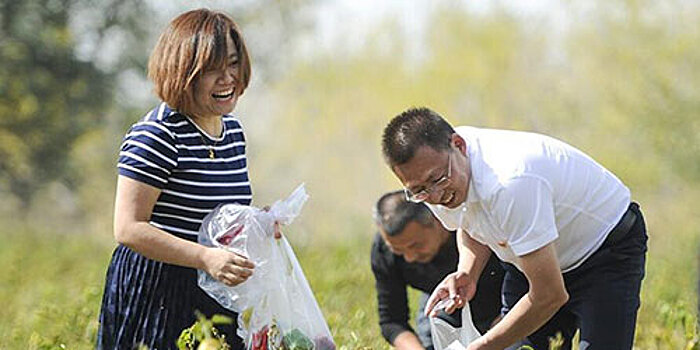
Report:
199,133,218,159
184,115,225,159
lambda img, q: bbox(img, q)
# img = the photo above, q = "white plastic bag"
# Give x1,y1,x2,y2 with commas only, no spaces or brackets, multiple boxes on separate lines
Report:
198,184,335,350
430,299,481,350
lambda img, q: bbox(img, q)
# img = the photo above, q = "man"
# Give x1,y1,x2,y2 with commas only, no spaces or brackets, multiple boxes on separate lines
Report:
381,107,648,350
371,190,504,350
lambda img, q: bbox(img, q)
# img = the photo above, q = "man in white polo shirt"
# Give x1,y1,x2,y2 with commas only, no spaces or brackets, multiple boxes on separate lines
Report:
381,107,648,350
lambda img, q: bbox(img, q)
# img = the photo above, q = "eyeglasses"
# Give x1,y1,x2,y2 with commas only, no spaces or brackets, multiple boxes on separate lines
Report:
404,151,452,203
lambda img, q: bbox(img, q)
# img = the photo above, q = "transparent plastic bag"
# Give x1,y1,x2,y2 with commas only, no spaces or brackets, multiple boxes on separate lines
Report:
430,300,481,350
198,184,335,350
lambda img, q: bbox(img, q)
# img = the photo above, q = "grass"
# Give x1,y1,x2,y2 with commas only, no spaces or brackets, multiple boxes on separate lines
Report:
0,226,696,349
0,231,111,349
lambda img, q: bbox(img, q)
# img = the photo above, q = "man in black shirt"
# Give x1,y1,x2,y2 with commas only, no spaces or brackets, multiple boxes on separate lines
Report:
371,190,504,350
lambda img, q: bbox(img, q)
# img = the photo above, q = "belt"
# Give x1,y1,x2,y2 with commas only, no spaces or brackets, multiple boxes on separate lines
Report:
604,203,638,246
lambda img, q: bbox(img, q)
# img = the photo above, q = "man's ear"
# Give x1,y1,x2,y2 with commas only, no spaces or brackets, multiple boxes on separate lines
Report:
451,133,467,154
378,227,393,246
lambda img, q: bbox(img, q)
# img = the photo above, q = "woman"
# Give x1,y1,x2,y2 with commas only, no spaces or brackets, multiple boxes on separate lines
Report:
98,9,257,349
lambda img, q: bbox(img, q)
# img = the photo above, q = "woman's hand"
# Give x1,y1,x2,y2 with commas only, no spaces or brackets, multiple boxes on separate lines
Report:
262,205,283,239
273,221,282,239
202,247,255,286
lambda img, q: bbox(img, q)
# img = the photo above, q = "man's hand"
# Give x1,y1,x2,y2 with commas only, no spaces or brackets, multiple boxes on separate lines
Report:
425,270,477,316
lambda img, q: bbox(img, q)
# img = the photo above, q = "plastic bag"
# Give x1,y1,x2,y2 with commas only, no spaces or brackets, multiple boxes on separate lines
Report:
430,299,481,350
198,184,335,350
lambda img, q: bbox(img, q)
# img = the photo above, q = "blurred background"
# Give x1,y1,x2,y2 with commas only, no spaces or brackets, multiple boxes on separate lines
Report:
0,0,698,348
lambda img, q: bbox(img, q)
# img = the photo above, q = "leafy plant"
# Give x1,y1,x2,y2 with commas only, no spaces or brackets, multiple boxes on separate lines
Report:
177,312,233,350
658,301,699,350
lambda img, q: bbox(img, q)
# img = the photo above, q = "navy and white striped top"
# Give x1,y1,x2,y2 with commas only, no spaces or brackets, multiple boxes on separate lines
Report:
117,102,253,239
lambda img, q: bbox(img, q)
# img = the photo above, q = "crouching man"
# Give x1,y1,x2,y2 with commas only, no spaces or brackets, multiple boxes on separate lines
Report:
371,190,504,350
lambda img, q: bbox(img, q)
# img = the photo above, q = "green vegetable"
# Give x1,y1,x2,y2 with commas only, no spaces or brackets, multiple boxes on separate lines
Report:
283,328,314,350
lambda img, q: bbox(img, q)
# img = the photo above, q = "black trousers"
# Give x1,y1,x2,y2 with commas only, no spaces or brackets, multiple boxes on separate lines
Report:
502,203,648,350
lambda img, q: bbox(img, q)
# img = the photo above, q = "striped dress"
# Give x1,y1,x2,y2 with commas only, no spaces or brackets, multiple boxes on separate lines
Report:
97,102,252,350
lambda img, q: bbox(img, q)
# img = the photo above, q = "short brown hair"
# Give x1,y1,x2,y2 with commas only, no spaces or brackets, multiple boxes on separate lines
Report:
147,9,252,114
382,107,455,166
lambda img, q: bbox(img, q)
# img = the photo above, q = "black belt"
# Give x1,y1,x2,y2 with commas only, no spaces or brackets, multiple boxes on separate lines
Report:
604,203,638,246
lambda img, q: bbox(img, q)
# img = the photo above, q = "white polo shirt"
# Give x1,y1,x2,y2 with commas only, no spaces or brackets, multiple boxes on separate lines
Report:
428,126,630,273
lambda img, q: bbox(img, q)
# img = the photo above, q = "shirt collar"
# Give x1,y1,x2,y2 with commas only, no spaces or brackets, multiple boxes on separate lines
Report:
459,126,500,206
465,143,479,207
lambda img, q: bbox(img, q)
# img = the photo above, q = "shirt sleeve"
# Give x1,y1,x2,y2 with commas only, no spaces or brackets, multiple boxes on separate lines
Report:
117,121,178,189
489,175,558,256
370,234,415,344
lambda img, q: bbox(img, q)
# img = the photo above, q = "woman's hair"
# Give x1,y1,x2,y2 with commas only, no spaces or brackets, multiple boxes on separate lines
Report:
381,107,455,166
148,9,252,114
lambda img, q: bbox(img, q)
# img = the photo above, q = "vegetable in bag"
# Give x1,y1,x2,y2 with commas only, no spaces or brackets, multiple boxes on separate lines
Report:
198,184,335,350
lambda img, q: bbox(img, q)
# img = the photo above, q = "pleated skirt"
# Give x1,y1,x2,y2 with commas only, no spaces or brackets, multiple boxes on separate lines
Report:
96,244,244,350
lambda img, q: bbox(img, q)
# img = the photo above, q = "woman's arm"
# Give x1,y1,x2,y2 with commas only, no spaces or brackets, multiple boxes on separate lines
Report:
113,175,254,286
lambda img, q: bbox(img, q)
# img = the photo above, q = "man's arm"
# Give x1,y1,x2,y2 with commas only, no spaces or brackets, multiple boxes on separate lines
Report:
371,235,425,349
393,331,426,350
470,243,568,350
426,232,491,316
457,230,492,284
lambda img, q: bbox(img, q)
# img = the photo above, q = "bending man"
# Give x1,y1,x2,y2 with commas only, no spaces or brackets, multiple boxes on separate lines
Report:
381,107,647,350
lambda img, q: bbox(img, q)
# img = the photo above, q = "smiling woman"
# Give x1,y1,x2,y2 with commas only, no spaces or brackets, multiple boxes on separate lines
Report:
148,10,251,119
96,9,258,350
148,9,252,136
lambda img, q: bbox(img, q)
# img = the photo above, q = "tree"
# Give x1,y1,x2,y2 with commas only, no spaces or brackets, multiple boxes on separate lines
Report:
0,0,152,210
0,0,317,212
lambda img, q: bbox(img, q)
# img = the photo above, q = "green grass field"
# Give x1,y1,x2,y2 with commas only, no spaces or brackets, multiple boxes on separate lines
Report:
0,225,696,350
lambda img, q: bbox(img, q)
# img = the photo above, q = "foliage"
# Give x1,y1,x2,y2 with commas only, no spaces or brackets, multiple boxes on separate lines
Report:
0,231,697,349
177,312,233,350
244,0,700,246
656,301,699,349
563,1,700,183
0,230,111,349
0,0,151,209
0,0,316,216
